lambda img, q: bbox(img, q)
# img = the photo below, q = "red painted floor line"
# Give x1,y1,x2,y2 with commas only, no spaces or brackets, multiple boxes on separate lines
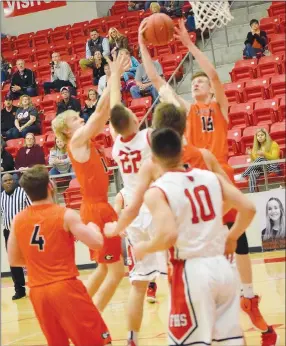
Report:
251,256,286,265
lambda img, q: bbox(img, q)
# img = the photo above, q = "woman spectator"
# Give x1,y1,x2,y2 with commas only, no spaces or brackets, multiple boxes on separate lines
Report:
1,54,12,85
82,89,99,122
10,95,40,138
14,133,45,171
49,137,73,176
235,128,280,192
262,197,285,251
108,28,130,56
91,50,106,86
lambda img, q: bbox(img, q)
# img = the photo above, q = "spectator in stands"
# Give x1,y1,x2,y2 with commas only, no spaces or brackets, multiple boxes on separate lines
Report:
243,19,268,59
48,138,73,176
98,64,111,96
118,48,139,83
108,28,130,56
185,9,196,32
1,33,12,40
1,54,12,85
165,1,183,17
130,60,163,102
150,2,166,13
1,96,18,140
91,50,107,86
145,1,165,11
235,128,280,192
128,1,144,11
82,88,99,122
1,136,14,172
9,95,40,139
9,59,37,100
261,197,285,251
79,29,110,70
14,133,45,171
56,86,81,115
43,52,76,95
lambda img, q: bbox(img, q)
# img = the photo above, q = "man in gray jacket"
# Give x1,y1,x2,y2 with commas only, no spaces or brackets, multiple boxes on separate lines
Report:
43,52,76,95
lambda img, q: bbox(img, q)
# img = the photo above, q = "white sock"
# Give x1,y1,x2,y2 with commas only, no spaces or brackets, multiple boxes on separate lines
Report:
128,331,138,345
234,174,242,182
242,284,255,298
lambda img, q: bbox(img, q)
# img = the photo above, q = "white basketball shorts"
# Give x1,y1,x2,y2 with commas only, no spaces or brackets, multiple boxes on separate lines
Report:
168,256,243,346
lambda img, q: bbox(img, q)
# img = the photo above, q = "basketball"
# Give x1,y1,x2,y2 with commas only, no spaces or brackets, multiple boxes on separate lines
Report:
143,13,174,46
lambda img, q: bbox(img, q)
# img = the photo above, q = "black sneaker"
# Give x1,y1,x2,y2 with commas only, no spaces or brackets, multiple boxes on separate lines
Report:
12,292,26,300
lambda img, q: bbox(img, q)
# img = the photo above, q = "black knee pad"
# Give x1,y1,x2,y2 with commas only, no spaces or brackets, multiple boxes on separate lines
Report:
226,222,249,255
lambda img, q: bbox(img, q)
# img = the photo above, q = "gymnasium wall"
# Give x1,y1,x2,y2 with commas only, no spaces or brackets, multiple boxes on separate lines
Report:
1,0,102,36
2,187,285,275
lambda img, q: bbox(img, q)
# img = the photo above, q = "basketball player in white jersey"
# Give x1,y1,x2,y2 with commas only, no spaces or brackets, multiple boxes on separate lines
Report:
132,128,256,346
109,54,164,346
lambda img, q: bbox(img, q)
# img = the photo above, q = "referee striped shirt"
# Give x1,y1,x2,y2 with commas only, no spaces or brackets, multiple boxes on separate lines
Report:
1,187,31,231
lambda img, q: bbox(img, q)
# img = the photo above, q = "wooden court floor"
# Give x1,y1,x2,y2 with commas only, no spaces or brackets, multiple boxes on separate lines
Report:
1,250,285,346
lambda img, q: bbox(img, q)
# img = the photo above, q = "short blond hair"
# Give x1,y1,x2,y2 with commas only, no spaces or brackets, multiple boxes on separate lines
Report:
52,110,74,143
150,2,160,13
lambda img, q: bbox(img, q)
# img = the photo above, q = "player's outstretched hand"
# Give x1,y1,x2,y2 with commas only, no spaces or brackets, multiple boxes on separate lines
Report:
104,221,118,238
224,234,237,263
138,18,148,46
133,242,147,261
106,51,130,75
174,19,192,48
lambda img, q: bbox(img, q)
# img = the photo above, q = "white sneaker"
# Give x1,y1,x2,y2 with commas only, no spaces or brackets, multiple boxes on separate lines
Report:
234,174,243,182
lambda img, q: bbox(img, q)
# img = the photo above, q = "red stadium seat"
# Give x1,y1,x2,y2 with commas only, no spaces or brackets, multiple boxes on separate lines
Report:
35,135,46,147
267,2,286,17
228,103,253,129
35,28,52,38
6,138,25,158
278,97,285,121
43,132,56,156
242,77,270,102
69,178,80,189
16,48,34,62
270,121,286,155
152,45,172,58
223,82,244,103
110,2,128,16
53,24,71,34
268,34,285,55
53,42,72,56
160,53,183,80
130,97,152,110
63,187,82,209
42,113,56,134
228,155,252,176
87,19,105,34
36,64,51,79
33,44,54,61
256,55,282,77
269,74,286,98
259,16,280,34
69,26,85,40
227,128,242,156
103,16,122,32
172,40,189,55
13,36,32,50
50,31,68,45
71,41,86,56
32,34,49,48
279,16,285,34
121,13,140,28
126,30,138,45
230,59,257,82
1,39,12,52
252,99,279,126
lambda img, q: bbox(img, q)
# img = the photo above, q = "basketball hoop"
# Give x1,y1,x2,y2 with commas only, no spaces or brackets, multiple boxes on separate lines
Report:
189,0,233,33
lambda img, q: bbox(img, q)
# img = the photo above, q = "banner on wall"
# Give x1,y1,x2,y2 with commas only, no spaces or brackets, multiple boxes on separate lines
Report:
245,188,285,252
3,1,67,18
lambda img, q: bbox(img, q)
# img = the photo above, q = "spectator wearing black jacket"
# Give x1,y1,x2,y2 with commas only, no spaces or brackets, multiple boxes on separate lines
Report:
9,59,37,99
1,144,15,173
1,96,18,139
56,86,81,115
244,19,268,59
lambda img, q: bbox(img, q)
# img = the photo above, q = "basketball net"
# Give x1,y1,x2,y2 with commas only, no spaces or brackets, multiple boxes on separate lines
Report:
189,0,233,32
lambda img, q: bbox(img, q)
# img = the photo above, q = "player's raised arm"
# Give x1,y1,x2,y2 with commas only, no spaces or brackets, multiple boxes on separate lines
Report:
109,52,131,140
133,187,178,260
174,19,229,121
8,220,26,267
64,209,103,250
138,21,191,113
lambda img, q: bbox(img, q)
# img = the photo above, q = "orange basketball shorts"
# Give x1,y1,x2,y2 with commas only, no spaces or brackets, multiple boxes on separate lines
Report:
80,201,121,263
29,278,111,346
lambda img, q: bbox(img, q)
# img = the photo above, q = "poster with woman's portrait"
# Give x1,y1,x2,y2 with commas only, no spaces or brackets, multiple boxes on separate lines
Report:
245,188,285,252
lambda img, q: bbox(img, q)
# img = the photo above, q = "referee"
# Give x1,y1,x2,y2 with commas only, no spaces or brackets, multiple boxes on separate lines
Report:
1,173,31,300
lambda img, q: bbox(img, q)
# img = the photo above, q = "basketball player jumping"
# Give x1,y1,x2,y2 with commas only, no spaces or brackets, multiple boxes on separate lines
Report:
133,128,257,345
8,165,111,346
109,52,165,346
135,18,276,337
51,55,129,312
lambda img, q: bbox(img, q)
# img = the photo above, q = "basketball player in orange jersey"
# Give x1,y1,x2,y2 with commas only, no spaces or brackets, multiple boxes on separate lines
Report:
51,55,130,312
135,19,278,339
7,165,111,346
132,128,256,346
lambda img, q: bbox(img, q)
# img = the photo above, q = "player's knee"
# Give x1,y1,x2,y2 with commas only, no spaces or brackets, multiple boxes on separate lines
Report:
235,232,249,255
132,280,149,293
